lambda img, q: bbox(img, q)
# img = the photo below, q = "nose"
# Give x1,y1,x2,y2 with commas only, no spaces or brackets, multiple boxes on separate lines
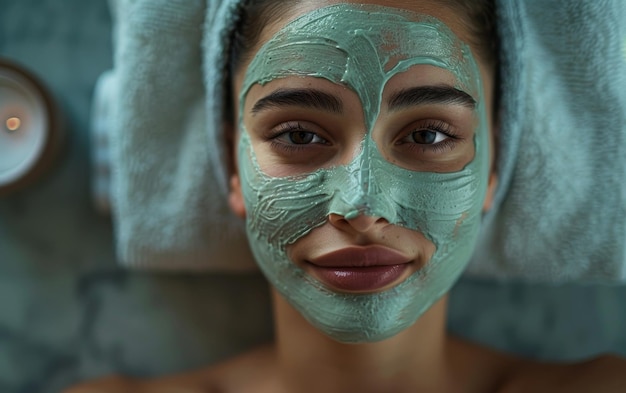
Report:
328,212,387,233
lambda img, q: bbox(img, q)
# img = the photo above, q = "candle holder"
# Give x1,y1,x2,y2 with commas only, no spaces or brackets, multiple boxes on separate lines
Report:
0,58,63,196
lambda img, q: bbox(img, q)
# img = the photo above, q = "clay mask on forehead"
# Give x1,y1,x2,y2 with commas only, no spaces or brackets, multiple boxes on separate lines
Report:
238,3,490,343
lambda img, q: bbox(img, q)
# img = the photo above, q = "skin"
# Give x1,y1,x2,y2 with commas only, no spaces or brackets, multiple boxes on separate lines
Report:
63,0,626,392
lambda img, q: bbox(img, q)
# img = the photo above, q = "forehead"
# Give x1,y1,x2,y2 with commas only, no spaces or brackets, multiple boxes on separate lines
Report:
251,0,474,60
235,0,476,83
260,7,470,74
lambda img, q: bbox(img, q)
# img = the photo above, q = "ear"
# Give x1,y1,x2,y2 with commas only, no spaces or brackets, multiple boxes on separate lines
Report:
228,174,246,218
482,173,498,212
483,115,499,212
224,121,246,218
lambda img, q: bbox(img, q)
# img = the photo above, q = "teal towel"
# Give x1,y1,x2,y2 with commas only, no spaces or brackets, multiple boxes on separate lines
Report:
97,0,254,270
467,0,626,282
95,0,626,281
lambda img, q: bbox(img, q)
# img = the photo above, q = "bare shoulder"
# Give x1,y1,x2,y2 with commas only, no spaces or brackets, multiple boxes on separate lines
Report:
61,375,144,393
447,336,626,393
61,345,277,393
446,335,525,393
499,354,626,393
201,343,277,392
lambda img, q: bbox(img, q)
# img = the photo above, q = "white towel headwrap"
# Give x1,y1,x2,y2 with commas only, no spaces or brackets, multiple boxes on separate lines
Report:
92,0,626,282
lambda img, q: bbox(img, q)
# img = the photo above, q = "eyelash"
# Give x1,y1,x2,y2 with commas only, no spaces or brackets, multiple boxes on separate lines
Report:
399,120,462,154
267,121,328,153
266,119,462,156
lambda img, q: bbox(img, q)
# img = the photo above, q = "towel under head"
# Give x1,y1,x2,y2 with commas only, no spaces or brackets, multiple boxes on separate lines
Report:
100,0,626,282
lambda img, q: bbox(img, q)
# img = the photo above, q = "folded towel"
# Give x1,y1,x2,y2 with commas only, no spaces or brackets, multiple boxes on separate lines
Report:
99,0,254,271
467,0,626,282
93,0,626,280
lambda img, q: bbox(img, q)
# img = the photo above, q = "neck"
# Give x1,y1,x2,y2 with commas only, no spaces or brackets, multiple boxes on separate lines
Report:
271,289,453,393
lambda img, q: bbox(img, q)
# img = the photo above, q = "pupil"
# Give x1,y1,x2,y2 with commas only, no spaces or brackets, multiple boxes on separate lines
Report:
413,130,436,144
291,131,313,144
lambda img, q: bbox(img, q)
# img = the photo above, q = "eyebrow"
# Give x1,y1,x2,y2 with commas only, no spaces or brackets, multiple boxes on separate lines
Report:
387,85,476,111
251,88,343,115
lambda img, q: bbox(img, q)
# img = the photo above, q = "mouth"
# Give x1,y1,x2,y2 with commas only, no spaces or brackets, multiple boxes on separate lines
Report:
305,246,413,293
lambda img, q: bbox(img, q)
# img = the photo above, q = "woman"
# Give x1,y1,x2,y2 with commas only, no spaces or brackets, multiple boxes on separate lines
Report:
66,0,626,392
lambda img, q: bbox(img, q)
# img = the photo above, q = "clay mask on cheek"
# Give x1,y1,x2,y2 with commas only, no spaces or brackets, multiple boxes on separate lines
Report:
238,4,490,343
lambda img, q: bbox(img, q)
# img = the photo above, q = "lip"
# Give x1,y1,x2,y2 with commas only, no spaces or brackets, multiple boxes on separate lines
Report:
306,246,412,292
309,264,410,293
309,246,409,268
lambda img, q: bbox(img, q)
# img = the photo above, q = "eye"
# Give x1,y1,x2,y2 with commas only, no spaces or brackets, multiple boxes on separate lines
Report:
410,129,449,145
277,130,327,145
271,121,329,147
397,120,458,147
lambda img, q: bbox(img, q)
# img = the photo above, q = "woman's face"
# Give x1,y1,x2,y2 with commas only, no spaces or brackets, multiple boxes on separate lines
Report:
229,0,496,343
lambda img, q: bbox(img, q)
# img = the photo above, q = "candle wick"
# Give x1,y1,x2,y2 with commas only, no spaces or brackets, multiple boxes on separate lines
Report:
5,117,21,132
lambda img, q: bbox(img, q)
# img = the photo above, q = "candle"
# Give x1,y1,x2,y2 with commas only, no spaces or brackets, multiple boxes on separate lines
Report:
0,59,61,195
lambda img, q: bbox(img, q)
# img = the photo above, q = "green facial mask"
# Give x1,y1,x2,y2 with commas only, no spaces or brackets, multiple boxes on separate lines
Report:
238,4,490,343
